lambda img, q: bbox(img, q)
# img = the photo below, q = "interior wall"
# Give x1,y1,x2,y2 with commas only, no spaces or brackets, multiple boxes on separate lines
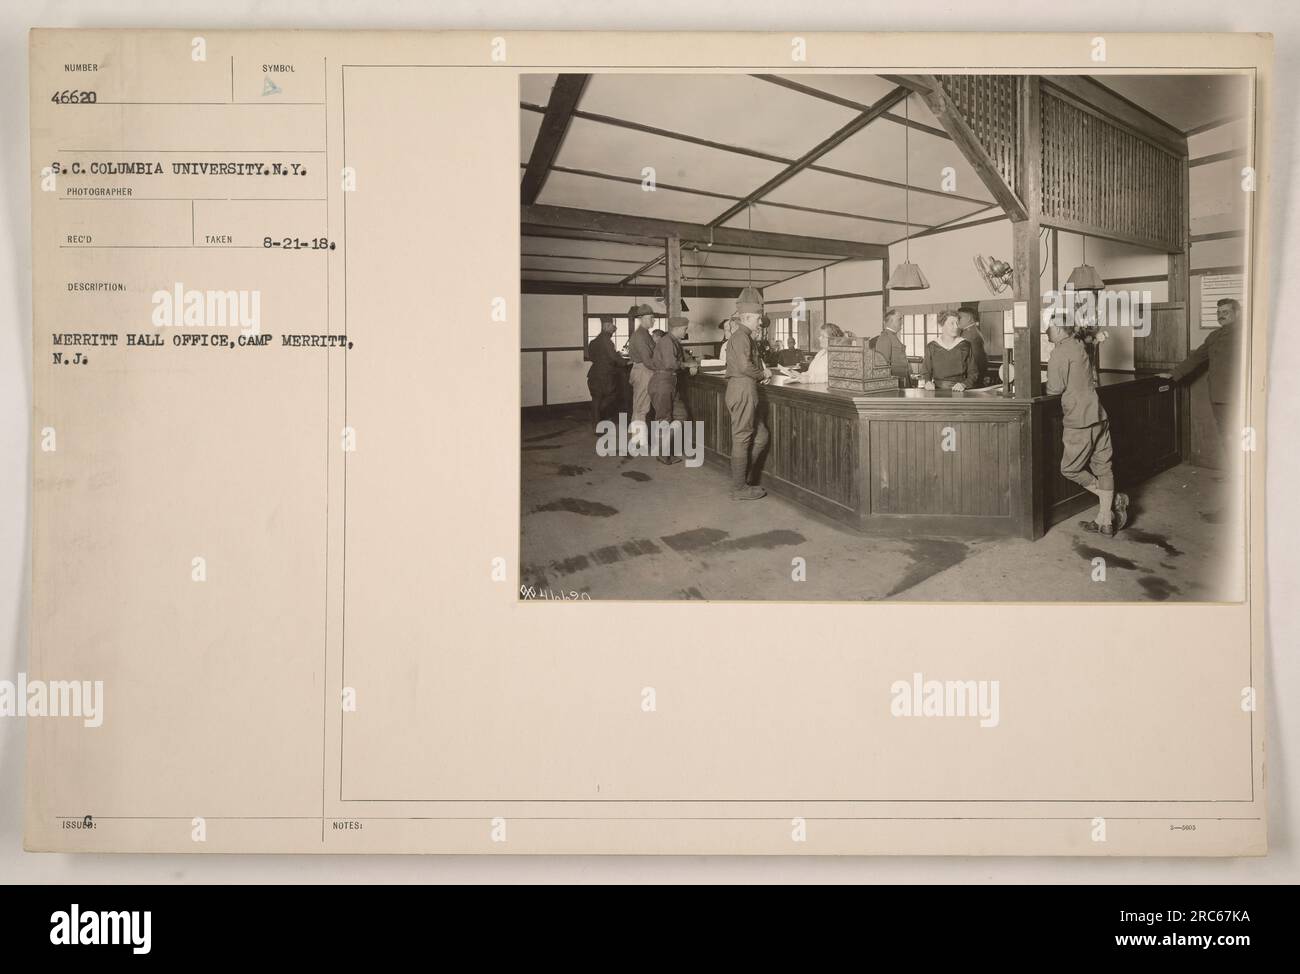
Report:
521,291,736,407
1188,119,1250,353
1185,118,1251,467
762,258,885,346
877,218,1180,372
1052,230,1169,371
521,293,581,408
886,219,1013,307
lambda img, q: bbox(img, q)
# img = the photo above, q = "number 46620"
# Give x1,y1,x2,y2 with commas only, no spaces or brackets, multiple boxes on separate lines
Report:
51,90,97,104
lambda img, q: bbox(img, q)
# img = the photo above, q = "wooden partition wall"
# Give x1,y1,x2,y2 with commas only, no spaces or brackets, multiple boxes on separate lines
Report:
934,75,1187,254
907,74,1191,404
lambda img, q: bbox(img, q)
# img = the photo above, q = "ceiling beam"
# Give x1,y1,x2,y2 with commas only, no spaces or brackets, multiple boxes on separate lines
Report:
522,280,747,298
880,75,935,94
750,75,952,141
709,85,911,227
521,100,989,206
1183,112,1246,137
912,74,1028,222
621,253,665,285
522,101,789,164
523,227,848,263
521,225,669,249
524,253,831,274
751,74,875,111
520,74,590,206
1062,77,1187,154
540,163,932,230
1043,77,1187,157
523,204,889,259
879,111,951,141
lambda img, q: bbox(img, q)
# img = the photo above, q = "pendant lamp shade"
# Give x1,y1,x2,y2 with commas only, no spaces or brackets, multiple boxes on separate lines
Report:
888,94,929,292
886,260,931,290
1065,263,1106,290
1066,235,1106,290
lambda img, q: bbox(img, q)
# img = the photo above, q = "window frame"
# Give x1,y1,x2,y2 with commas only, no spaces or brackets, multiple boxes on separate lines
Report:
770,315,796,351
900,312,941,358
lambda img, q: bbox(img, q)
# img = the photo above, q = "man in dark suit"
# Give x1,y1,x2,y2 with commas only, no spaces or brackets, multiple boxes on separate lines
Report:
586,315,623,434
958,305,990,387
873,308,913,383
1169,297,1244,465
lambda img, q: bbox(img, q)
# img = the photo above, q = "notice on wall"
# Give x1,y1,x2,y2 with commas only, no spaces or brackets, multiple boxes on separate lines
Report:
1201,273,1245,328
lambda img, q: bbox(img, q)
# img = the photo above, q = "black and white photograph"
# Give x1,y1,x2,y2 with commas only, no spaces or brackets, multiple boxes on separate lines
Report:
1,4,1294,916
520,72,1253,602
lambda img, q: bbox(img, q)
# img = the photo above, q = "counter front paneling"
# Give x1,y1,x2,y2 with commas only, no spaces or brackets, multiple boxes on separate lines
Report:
682,373,863,523
679,370,1181,540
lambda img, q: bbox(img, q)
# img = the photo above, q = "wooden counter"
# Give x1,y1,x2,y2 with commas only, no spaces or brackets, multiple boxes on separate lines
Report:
679,370,1182,539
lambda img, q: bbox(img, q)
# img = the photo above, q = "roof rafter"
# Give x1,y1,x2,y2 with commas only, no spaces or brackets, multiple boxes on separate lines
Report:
520,74,591,206
521,100,991,206
904,74,1028,222
523,204,889,259
752,75,951,140
709,85,912,226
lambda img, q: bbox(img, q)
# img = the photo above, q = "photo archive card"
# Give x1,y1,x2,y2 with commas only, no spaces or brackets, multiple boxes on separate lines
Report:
25,30,1271,855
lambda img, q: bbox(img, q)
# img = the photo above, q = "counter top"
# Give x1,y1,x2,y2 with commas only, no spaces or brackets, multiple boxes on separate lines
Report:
688,368,1169,407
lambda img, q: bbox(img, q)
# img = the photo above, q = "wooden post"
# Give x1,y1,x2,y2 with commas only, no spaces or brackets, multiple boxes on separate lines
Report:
665,235,681,318
1169,160,1192,461
1167,162,1192,343
1050,228,1059,293
916,75,1027,221
1012,76,1043,399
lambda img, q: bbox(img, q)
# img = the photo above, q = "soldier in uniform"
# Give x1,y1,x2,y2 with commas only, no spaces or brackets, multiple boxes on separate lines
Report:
648,315,692,464
1045,320,1129,536
724,295,772,499
585,315,622,434
626,304,657,443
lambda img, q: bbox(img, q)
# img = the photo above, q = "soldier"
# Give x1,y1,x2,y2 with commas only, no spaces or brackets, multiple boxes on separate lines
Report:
648,315,692,464
626,303,657,444
724,295,772,499
1045,320,1129,536
585,315,622,435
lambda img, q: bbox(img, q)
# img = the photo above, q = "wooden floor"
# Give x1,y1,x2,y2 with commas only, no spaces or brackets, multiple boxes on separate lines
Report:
521,405,1244,603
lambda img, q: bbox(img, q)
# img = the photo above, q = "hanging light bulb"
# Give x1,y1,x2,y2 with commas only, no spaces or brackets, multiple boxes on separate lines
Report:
887,94,930,291
1066,234,1106,290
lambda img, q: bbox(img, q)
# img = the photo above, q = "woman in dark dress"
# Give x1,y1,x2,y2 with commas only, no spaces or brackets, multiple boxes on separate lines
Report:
919,310,980,391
